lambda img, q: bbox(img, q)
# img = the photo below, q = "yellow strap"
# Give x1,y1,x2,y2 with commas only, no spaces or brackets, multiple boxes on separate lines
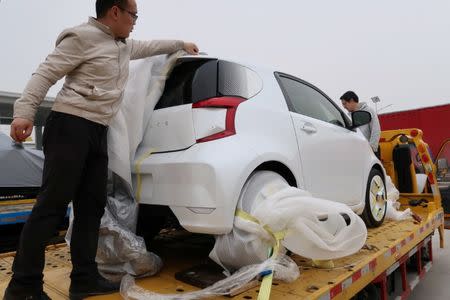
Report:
235,209,261,224
235,209,287,300
134,148,156,202
236,209,286,253
258,225,286,300
311,259,335,269
258,272,275,300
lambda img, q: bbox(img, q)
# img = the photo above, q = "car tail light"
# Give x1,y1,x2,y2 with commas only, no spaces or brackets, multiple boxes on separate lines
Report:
192,97,245,143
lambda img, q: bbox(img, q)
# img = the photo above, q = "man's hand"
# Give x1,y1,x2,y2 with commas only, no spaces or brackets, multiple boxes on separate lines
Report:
183,42,199,55
10,118,34,143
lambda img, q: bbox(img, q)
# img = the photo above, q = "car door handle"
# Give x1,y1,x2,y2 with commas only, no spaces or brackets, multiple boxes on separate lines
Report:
301,122,317,134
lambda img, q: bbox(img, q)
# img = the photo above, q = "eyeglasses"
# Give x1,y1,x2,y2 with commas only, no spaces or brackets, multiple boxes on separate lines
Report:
118,6,138,21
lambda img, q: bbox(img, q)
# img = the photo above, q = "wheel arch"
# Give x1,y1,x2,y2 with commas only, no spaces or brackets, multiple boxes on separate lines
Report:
371,163,385,180
370,163,387,189
254,161,298,187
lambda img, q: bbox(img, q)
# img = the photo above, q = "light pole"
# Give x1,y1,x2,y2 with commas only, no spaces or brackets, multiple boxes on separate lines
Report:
378,104,393,113
371,96,381,113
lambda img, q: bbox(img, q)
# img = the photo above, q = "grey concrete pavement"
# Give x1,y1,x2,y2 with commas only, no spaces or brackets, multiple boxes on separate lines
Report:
408,229,450,300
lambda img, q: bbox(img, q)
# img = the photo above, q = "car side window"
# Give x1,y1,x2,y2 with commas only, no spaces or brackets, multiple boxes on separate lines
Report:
409,143,426,174
279,76,346,127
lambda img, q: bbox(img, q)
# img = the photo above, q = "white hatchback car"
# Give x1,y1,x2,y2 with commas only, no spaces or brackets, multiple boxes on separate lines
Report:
134,56,387,238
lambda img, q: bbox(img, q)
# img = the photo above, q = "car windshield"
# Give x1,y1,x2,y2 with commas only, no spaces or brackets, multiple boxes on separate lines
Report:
409,143,426,174
436,140,450,182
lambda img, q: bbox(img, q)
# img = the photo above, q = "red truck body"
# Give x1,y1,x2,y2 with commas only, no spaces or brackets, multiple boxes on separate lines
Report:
379,103,450,156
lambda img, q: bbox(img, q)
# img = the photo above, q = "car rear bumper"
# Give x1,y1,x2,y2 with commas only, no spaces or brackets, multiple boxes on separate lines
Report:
132,137,256,234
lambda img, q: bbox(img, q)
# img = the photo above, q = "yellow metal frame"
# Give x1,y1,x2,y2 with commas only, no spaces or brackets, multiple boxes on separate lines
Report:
379,128,444,248
380,129,439,200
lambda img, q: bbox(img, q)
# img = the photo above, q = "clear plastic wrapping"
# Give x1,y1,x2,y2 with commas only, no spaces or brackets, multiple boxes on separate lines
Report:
120,254,299,300
210,171,368,272
385,175,412,221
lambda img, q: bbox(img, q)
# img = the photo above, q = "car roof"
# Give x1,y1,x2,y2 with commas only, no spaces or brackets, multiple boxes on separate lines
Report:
176,54,218,63
177,54,277,77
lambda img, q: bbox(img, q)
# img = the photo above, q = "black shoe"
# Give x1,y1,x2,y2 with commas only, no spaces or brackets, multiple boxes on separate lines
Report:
69,275,120,300
3,289,51,300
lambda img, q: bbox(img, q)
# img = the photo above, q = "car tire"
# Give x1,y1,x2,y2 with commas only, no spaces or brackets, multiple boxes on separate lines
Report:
361,169,387,228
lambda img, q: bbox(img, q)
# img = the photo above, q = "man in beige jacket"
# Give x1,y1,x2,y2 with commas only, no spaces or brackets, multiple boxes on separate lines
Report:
5,1,198,299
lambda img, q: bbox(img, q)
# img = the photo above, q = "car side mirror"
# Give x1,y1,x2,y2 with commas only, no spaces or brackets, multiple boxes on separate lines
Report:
350,111,372,129
437,158,448,169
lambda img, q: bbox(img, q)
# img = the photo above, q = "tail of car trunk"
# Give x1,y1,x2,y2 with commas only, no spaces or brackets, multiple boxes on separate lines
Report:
145,57,262,153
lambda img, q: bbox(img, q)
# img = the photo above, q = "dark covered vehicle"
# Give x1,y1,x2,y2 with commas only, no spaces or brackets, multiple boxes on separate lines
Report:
0,132,43,202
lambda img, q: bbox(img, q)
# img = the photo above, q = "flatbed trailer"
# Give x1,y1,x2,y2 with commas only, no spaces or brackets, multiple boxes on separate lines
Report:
0,199,68,253
0,208,444,300
0,199,35,226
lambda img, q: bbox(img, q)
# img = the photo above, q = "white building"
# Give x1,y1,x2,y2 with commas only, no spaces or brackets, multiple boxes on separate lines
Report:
0,91,53,149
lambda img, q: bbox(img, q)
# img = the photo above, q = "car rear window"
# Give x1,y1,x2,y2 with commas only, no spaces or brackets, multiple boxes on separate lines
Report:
155,59,262,110
155,60,217,110
218,61,262,99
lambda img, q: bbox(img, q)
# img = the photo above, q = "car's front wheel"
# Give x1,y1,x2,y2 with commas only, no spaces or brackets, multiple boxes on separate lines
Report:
361,169,387,227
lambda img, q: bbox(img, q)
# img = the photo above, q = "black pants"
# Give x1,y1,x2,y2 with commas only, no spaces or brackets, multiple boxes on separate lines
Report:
8,111,108,294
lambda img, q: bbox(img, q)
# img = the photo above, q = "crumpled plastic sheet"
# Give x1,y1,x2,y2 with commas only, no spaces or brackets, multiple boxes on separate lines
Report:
97,174,163,280
120,254,299,300
210,171,368,273
385,175,412,221
66,174,163,281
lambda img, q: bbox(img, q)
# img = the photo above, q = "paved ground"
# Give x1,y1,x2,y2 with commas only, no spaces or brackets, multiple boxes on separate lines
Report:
409,229,450,299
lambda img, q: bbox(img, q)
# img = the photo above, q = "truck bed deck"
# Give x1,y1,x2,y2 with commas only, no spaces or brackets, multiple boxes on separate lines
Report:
0,208,444,300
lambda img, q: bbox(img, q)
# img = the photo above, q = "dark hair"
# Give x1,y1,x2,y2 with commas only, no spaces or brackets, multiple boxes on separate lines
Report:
340,91,359,103
96,0,129,18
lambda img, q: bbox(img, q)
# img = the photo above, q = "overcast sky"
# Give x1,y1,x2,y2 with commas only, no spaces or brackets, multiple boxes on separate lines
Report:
0,0,449,113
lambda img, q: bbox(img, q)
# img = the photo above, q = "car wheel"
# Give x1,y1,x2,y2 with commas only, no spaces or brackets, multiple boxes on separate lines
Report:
361,169,387,227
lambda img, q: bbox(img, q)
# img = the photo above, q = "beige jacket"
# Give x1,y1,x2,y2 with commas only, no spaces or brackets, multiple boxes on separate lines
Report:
14,17,184,125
